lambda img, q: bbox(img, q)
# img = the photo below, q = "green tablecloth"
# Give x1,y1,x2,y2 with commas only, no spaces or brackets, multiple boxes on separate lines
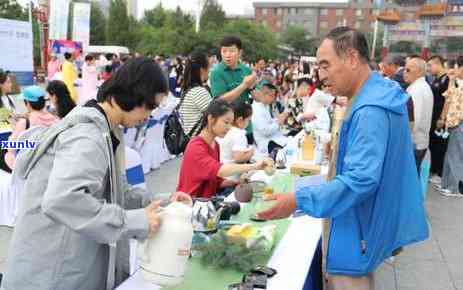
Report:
170,173,294,290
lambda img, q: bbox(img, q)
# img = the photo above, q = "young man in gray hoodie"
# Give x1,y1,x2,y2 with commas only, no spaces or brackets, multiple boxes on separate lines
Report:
2,58,191,290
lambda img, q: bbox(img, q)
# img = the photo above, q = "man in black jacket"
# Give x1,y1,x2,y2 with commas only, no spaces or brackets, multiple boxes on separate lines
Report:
428,55,449,184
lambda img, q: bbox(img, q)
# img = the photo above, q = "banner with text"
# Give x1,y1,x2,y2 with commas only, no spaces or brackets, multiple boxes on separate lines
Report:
0,18,34,86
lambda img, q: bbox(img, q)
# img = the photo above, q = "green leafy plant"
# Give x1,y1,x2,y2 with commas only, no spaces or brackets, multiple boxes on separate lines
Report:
198,230,270,273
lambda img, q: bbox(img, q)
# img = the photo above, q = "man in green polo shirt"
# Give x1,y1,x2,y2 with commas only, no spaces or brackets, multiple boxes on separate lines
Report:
210,35,257,103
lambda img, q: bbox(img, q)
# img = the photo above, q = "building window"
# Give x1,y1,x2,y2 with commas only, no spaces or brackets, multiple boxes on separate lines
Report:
290,8,297,15
337,20,343,27
370,22,376,29
373,9,379,16
320,9,328,16
276,8,282,15
262,8,268,16
355,21,362,29
336,9,343,16
276,20,282,28
356,9,363,17
320,21,328,29
305,8,312,15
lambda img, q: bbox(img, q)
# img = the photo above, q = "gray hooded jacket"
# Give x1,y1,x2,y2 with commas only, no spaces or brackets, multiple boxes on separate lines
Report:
3,106,150,290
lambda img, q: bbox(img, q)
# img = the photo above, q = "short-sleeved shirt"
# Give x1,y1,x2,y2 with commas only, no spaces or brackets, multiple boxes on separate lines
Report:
210,62,252,103
179,86,212,136
218,127,249,181
443,82,463,129
219,127,249,164
177,136,224,198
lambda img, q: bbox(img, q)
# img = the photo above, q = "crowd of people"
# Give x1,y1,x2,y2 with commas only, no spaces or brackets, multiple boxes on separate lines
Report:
377,54,463,197
0,25,461,290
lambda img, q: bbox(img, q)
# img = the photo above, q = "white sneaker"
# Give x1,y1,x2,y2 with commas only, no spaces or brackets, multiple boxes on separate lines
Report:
439,188,463,197
433,183,444,191
429,175,442,185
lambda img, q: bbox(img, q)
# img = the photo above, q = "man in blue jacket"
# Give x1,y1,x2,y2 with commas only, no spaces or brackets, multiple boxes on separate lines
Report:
258,27,429,289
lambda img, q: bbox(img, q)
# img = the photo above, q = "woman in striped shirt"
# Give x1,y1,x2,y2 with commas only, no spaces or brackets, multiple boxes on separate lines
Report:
179,51,213,137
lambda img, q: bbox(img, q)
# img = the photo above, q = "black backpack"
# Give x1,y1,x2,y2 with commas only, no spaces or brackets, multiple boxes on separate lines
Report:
164,94,202,155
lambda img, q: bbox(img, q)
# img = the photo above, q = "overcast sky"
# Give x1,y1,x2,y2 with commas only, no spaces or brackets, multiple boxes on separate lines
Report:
18,0,256,17
142,0,349,18
18,0,350,19
140,0,255,18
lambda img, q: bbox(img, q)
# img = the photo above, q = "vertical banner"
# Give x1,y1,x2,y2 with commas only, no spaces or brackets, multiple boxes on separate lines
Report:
72,2,91,47
0,18,34,86
49,0,70,40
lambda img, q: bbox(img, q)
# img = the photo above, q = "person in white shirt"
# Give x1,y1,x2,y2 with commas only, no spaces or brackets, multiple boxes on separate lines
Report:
301,87,336,120
219,101,254,181
252,80,288,157
404,56,434,172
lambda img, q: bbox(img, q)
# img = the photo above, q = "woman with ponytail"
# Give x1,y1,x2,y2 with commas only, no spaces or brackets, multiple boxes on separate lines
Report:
178,50,213,137
177,99,273,198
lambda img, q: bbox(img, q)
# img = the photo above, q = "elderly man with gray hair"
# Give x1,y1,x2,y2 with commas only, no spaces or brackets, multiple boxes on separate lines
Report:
404,56,434,173
257,27,429,290
383,55,407,89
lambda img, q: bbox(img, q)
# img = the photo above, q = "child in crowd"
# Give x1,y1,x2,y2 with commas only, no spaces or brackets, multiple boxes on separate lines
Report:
252,80,288,157
281,77,314,136
5,86,58,170
219,101,254,182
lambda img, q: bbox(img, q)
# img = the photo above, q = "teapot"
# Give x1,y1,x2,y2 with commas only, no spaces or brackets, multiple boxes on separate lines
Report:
191,198,240,232
138,202,193,287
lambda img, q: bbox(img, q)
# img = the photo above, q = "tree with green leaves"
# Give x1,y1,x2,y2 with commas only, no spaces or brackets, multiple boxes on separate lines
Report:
444,37,463,53
222,19,278,62
280,25,317,56
200,0,226,30
390,40,420,54
106,0,130,47
32,13,40,66
90,1,106,45
142,2,167,28
137,5,198,56
0,0,28,21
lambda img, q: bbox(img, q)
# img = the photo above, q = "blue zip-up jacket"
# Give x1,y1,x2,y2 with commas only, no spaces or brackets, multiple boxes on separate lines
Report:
295,72,429,276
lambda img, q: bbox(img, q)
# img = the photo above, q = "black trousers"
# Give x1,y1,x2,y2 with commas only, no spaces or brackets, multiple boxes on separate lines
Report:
429,134,448,177
414,149,427,176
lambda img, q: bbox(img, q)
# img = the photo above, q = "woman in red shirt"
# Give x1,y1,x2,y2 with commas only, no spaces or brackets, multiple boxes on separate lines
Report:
177,99,272,198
